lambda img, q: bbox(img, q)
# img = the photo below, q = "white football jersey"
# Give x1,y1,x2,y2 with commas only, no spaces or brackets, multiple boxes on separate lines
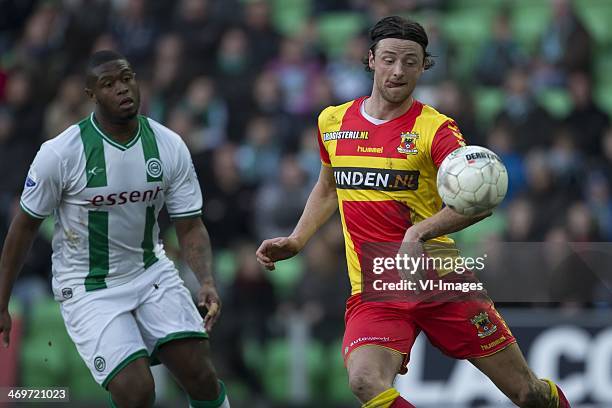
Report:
20,113,202,299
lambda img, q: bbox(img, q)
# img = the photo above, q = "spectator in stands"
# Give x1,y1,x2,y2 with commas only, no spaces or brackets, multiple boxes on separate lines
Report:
195,143,255,249
242,0,281,70
495,68,556,153
476,12,525,87
254,155,310,241
565,71,610,158
237,115,281,185
43,75,92,139
180,76,228,152
539,0,592,81
110,0,158,71
172,0,222,76
326,35,372,101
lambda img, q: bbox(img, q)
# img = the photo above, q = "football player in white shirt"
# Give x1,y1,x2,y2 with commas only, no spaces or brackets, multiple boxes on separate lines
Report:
0,50,230,408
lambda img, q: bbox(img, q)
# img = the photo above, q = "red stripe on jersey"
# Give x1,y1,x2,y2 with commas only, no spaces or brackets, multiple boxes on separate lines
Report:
335,98,424,158
317,128,331,165
431,120,466,168
342,200,413,257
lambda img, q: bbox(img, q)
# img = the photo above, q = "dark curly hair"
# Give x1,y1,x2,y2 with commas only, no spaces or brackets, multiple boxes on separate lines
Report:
363,16,435,72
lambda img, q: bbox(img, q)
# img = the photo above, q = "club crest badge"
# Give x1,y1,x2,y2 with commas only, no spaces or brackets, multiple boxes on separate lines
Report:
397,132,419,155
470,311,498,338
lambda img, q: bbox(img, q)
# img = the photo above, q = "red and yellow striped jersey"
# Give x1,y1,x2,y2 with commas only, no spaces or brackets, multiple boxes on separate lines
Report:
317,97,466,295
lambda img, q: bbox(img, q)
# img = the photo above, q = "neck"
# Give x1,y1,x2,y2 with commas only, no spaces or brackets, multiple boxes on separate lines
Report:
364,91,414,121
94,109,138,143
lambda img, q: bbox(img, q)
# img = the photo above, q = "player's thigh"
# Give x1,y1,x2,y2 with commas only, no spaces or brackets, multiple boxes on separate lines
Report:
156,337,220,397
106,356,154,401
134,268,207,362
414,297,516,361
60,294,149,388
342,295,418,376
346,345,404,388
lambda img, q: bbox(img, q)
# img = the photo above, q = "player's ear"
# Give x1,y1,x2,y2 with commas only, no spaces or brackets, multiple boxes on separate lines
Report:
84,87,96,102
368,49,375,71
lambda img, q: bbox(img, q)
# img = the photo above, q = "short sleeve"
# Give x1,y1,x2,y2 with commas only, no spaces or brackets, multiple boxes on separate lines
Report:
20,144,63,219
165,141,203,220
431,120,467,168
317,128,331,166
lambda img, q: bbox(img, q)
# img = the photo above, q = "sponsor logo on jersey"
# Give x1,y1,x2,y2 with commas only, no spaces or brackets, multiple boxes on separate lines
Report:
61,288,73,299
25,176,37,187
334,168,419,191
146,158,163,178
94,356,106,372
397,132,419,155
88,166,103,177
470,311,498,338
323,130,369,141
89,186,163,207
357,145,383,154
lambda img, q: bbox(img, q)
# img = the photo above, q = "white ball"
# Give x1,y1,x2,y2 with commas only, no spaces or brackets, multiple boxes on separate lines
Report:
437,145,508,216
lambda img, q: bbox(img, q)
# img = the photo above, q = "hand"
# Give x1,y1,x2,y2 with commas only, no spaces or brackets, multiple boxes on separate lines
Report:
256,237,301,270
197,282,221,332
397,230,426,282
0,309,11,348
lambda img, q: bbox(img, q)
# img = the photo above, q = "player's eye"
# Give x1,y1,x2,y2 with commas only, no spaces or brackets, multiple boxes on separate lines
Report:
103,81,112,88
383,58,394,64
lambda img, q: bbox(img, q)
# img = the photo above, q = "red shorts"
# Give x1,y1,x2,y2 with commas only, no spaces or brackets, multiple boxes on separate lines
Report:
342,294,516,374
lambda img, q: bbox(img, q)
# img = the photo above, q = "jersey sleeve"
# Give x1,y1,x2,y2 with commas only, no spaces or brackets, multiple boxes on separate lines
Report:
317,128,331,166
431,120,467,168
20,143,63,219
165,141,203,220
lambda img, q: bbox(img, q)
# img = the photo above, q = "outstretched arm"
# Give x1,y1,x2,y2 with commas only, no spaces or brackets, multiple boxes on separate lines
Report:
256,165,338,270
0,210,43,347
174,217,220,331
404,206,491,243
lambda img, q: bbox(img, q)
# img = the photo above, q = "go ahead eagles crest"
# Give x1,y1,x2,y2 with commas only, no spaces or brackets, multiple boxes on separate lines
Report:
470,311,498,338
397,132,419,155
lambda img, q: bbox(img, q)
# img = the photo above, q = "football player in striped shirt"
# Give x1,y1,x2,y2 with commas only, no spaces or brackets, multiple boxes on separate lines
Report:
257,16,569,408
0,51,229,408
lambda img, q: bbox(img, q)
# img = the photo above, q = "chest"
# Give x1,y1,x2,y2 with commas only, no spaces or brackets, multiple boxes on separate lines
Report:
324,120,429,170
71,144,166,209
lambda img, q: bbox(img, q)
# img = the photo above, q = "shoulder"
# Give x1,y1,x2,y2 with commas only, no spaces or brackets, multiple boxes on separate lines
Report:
318,99,359,128
39,124,83,159
417,102,454,131
143,116,184,145
142,116,190,155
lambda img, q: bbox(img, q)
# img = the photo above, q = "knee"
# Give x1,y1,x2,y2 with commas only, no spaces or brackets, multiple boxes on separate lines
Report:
109,374,155,408
348,369,386,402
183,361,219,398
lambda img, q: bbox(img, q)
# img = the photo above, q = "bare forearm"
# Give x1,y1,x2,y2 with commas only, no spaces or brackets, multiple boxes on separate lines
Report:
406,207,490,242
177,221,214,284
290,176,338,249
0,213,42,310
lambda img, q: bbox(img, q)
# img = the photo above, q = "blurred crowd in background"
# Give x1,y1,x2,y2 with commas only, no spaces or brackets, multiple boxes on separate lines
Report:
1,0,611,405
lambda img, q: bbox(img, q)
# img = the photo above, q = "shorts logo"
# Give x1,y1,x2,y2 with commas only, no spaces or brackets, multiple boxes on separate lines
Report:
94,356,106,372
61,288,73,299
470,311,498,339
349,336,390,348
397,132,419,155
146,158,163,178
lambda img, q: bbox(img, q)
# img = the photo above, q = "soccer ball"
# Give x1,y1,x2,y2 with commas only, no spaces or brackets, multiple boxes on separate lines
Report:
437,145,508,216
